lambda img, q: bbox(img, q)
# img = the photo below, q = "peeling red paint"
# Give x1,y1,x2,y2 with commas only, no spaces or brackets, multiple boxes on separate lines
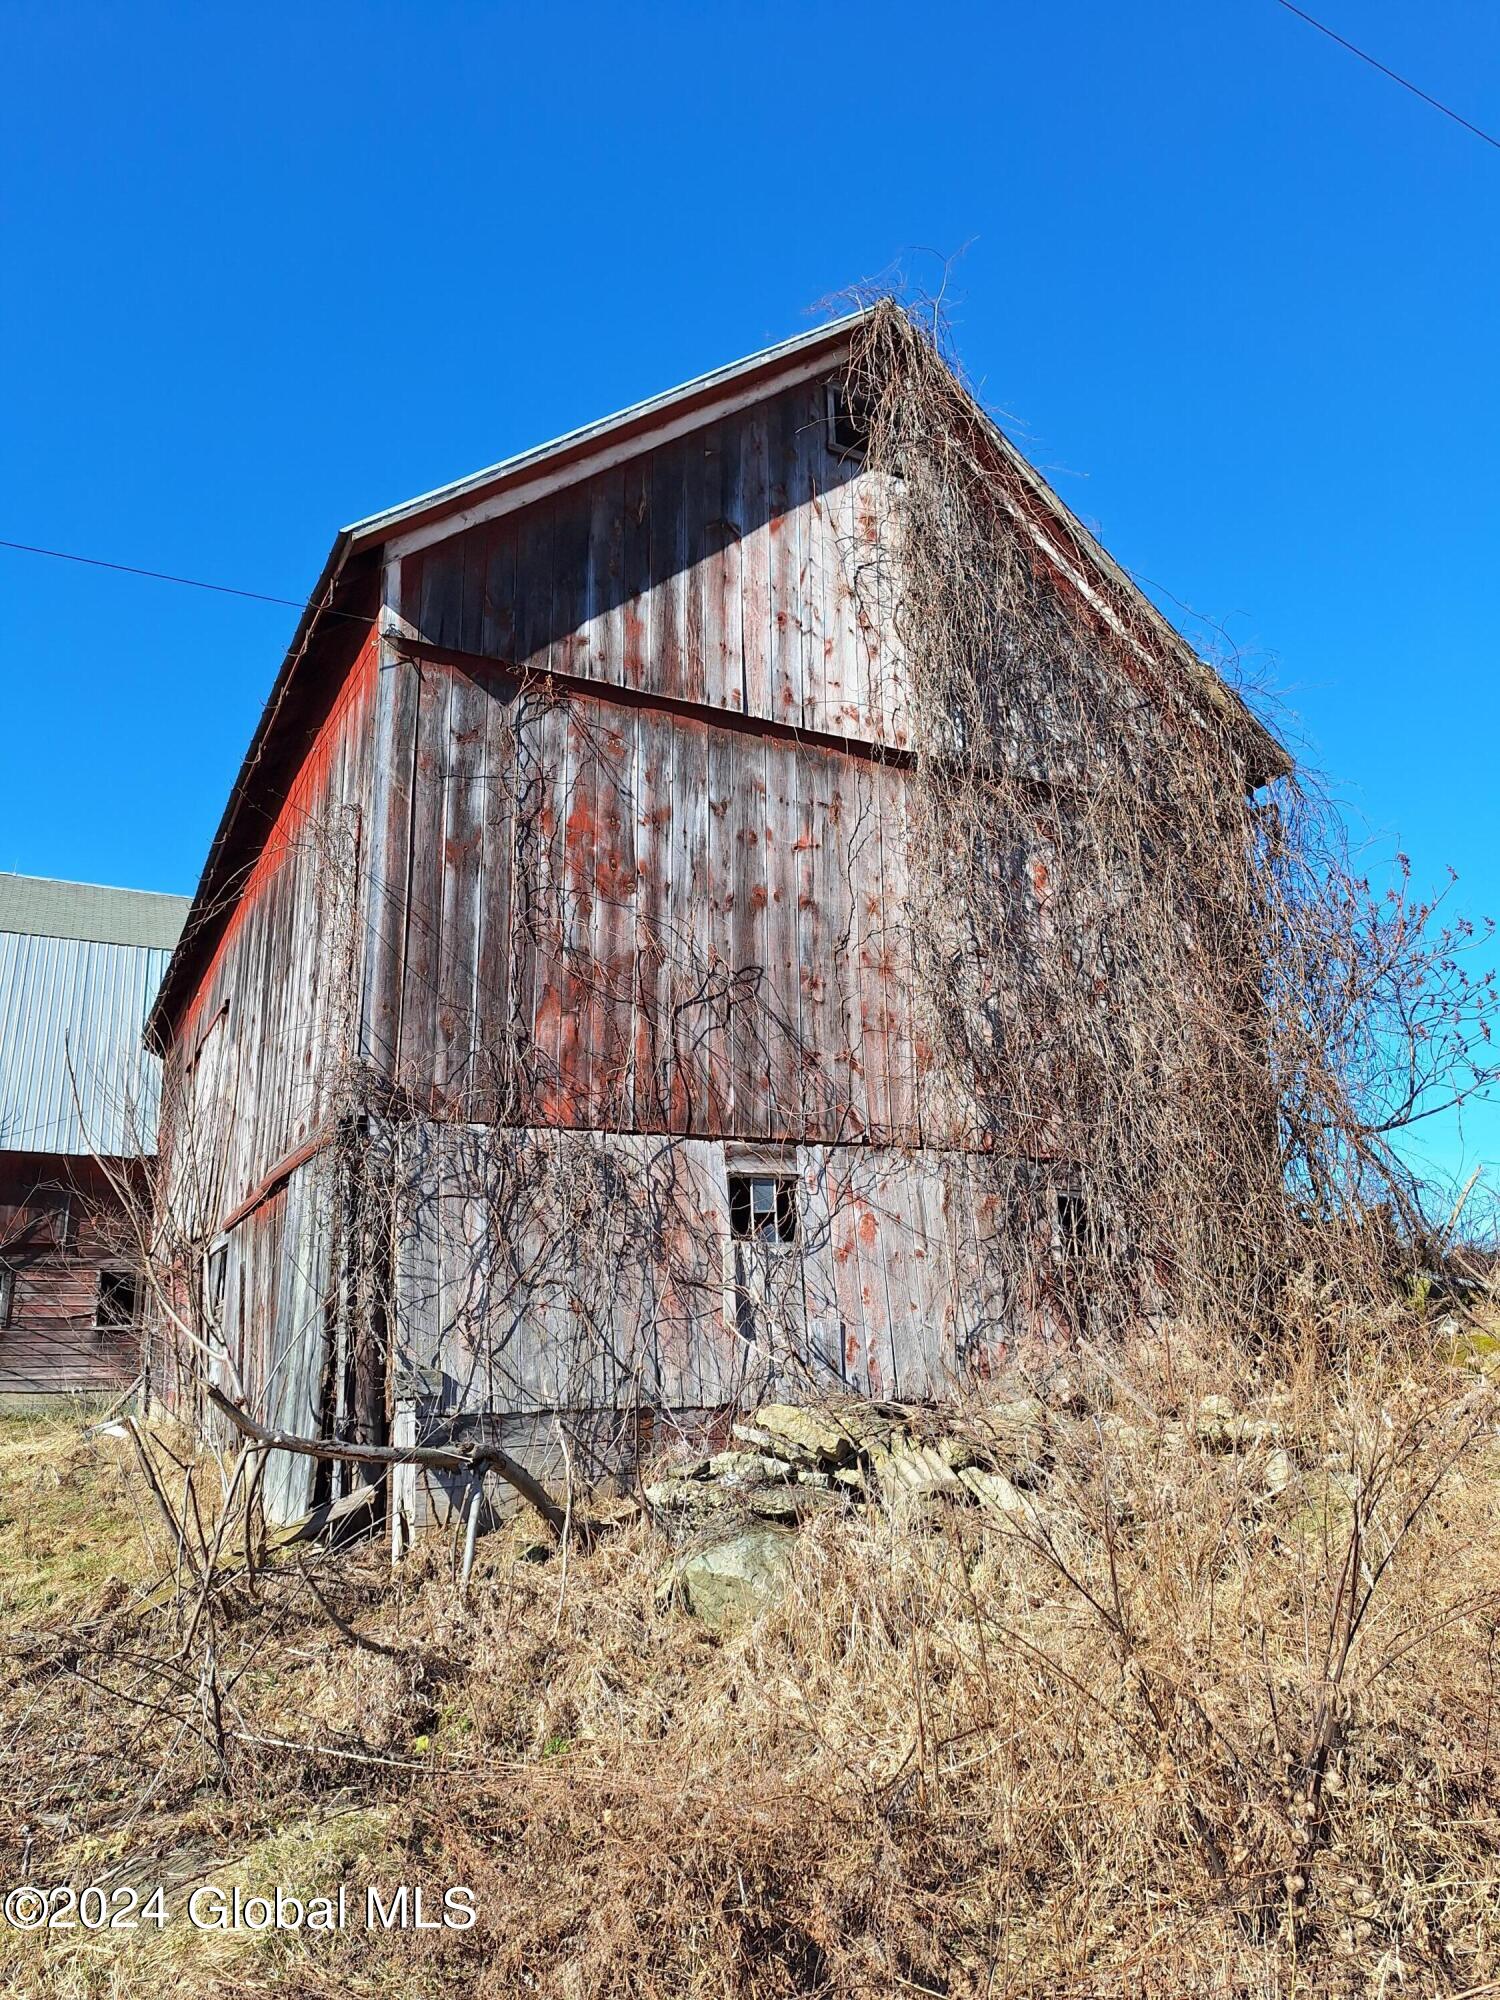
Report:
178,630,377,1043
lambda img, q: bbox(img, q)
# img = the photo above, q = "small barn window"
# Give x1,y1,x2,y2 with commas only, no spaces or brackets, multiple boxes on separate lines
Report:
826,381,872,460
1055,1189,1095,1260
0,1261,13,1331
96,1268,140,1331
205,1242,228,1321
186,999,230,1074
728,1174,798,1247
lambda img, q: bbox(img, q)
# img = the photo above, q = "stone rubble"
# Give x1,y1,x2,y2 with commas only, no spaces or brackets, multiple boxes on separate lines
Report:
648,1380,1332,1625
651,1394,1064,1623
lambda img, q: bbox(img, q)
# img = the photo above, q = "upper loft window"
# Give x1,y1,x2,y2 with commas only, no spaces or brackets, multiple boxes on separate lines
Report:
186,1000,229,1076
826,381,872,460
95,1267,140,1331
1055,1188,1097,1261
728,1174,798,1247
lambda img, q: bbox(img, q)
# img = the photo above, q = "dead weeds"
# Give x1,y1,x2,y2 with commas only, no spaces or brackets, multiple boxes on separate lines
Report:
3,1315,1500,1997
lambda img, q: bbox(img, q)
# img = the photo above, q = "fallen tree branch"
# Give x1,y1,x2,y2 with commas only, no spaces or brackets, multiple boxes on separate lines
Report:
204,1384,569,1540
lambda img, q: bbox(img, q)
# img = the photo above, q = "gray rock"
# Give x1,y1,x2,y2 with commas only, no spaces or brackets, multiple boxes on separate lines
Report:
706,1450,786,1485
734,1403,866,1468
669,1525,798,1628
753,1480,842,1522
1195,1397,1282,1452
870,1436,961,1499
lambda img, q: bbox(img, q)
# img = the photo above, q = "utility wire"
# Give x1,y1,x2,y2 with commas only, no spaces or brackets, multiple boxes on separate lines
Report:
1272,0,1500,152
0,536,319,610
0,536,373,627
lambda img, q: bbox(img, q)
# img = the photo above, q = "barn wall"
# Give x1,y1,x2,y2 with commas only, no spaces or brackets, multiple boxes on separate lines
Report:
384,1120,1027,1427
361,376,931,1144
151,361,1265,1484
372,664,921,1143
394,377,904,748
212,1155,332,1520
158,629,379,1238
0,1154,140,1398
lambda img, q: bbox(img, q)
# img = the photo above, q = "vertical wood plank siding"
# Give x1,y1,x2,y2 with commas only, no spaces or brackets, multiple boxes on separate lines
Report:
159,632,379,1237
376,380,920,1145
388,1123,1013,1417
152,631,376,1470
157,367,1097,1499
399,381,903,744
216,1158,331,1518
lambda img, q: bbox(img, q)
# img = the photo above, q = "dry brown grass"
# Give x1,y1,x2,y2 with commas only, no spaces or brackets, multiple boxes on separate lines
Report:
3,1307,1500,1999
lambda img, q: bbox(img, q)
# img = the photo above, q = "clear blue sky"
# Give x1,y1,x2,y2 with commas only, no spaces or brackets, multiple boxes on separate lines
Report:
2,1,1496,1189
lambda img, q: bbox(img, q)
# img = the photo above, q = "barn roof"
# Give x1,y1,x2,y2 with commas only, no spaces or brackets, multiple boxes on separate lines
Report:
0,872,189,951
147,306,1288,1048
1,874,189,1158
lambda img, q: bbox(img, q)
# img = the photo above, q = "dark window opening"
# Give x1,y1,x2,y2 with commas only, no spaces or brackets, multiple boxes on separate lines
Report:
1055,1190,1095,1260
96,1268,139,1331
205,1244,228,1322
0,1261,13,1331
827,381,872,459
186,1000,230,1076
728,1174,798,1246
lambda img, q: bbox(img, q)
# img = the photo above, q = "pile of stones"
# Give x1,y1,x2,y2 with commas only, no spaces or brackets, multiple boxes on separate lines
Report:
645,1396,1055,1526
648,1394,1058,1626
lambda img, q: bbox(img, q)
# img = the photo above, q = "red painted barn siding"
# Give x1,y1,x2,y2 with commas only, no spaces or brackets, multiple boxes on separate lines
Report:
381,666,919,1143
396,382,904,749
154,364,1163,1491
158,629,378,1235
0,1155,140,1396
372,379,924,1146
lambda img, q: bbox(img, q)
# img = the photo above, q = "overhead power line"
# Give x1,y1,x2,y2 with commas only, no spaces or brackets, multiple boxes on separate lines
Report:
1272,0,1500,152
0,537,316,611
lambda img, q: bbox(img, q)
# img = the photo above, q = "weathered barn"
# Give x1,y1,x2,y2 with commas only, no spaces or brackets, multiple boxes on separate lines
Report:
145,306,1286,1527
0,872,189,1400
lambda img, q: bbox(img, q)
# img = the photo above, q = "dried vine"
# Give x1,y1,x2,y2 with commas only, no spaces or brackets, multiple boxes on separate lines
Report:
843,297,1495,1343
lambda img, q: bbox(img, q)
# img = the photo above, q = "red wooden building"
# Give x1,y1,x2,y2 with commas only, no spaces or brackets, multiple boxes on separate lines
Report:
145,308,1284,1525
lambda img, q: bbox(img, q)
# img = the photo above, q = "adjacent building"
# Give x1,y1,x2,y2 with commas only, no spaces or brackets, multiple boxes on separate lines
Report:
0,873,189,1400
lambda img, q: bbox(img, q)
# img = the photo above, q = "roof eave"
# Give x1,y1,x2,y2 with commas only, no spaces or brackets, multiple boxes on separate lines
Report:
143,528,355,1053
147,302,1288,1052
977,416,1290,788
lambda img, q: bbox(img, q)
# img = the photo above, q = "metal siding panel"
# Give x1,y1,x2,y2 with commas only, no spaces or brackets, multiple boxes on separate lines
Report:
0,932,173,1156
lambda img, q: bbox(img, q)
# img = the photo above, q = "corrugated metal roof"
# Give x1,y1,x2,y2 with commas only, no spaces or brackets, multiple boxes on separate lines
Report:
0,877,186,1156
0,872,190,948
